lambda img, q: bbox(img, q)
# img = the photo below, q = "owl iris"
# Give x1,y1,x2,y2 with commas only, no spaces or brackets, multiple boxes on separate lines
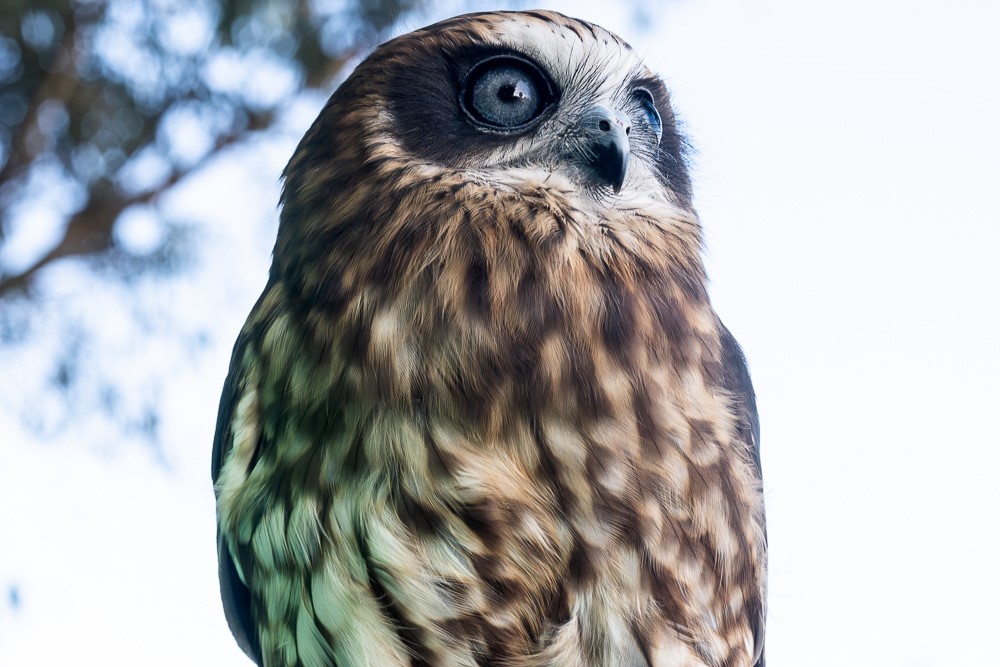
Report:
462,56,554,129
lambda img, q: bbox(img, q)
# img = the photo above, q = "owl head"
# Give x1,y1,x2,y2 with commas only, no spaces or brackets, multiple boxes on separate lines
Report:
275,11,704,325
370,11,691,202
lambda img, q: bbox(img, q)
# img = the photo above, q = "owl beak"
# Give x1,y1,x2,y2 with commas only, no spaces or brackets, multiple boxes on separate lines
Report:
578,106,631,193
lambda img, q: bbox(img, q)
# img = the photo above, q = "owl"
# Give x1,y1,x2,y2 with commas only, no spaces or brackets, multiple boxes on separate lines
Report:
212,10,766,667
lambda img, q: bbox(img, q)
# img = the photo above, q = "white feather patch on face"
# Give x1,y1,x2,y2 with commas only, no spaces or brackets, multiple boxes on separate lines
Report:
493,15,640,106
481,164,684,221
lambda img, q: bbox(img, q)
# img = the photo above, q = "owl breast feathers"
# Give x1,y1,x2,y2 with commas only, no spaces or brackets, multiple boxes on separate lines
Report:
212,10,766,667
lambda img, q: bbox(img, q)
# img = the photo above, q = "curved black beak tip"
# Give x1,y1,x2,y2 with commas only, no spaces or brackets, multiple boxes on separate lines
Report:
592,140,629,193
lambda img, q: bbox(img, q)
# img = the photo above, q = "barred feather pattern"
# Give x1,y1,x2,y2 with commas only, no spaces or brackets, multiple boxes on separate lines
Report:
214,11,766,667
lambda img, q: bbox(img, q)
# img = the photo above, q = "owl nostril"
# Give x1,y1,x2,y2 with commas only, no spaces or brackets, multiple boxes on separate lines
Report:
599,119,611,132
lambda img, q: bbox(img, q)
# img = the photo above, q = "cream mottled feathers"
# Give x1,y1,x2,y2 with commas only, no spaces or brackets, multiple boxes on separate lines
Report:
213,10,766,667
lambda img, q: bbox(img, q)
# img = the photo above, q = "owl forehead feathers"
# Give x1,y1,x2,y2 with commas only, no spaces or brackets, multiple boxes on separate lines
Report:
439,11,648,105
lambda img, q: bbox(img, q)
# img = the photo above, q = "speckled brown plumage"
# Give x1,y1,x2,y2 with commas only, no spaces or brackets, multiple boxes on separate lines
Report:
213,10,766,667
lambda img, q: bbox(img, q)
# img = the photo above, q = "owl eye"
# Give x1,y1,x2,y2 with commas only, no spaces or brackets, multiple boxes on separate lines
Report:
461,56,555,130
634,88,663,145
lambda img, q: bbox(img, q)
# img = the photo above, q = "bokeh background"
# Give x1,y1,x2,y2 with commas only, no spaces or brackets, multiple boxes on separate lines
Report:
1,0,997,665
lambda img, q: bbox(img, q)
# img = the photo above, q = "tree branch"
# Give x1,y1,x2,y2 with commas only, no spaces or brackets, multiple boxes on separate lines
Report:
0,117,271,297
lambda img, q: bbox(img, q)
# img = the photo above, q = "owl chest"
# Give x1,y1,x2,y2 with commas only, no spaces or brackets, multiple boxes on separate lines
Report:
235,292,762,664
296,376,760,665
231,367,759,666
346,321,759,573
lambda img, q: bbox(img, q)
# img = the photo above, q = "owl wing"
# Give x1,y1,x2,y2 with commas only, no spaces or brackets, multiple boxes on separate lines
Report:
719,323,760,477
211,291,270,666
718,322,766,667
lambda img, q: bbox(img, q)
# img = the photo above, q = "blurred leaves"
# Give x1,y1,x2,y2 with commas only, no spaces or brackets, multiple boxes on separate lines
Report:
0,0,425,295
0,0,426,445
